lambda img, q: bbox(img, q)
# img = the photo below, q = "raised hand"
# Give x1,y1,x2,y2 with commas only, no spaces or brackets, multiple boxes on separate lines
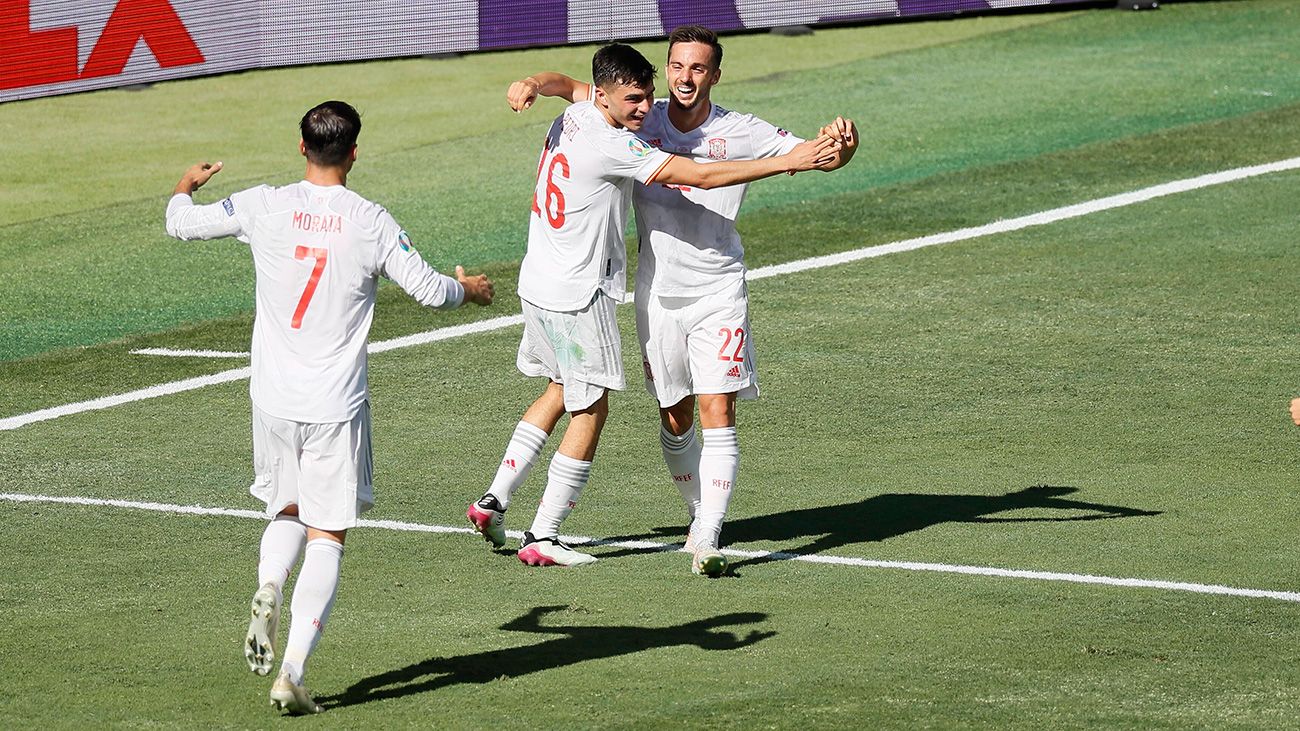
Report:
785,135,842,173
507,77,542,112
816,116,859,171
175,161,223,194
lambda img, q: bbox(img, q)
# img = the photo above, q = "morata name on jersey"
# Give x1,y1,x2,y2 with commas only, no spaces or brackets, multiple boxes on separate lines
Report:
292,210,343,234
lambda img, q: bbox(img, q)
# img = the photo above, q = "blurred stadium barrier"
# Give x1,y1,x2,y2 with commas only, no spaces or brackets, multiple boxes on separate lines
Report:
2,0,1106,102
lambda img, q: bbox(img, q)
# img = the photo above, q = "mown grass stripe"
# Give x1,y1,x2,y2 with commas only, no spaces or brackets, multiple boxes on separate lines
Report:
5,156,1299,433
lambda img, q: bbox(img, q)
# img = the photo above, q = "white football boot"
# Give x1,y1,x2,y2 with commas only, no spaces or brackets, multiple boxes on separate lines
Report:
269,671,322,715
517,532,597,567
467,494,507,548
692,544,728,578
245,583,280,675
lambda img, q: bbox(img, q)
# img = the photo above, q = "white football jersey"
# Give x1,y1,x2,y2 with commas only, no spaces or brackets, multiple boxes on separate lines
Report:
517,101,675,312
634,101,802,297
165,181,464,423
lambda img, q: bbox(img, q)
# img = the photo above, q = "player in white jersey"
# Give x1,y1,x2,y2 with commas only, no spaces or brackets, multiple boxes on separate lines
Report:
467,43,842,567
164,101,494,714
506,26,858,577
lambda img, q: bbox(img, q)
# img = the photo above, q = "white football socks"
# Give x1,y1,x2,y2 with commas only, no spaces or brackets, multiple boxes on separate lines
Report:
486,421,549,508
695,427,739,549
257,514,307,597
660,426,701,522
528,452,591,539
280,538,343,684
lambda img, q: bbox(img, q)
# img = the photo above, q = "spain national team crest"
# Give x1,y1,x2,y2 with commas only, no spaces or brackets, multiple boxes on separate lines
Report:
707,137,728,160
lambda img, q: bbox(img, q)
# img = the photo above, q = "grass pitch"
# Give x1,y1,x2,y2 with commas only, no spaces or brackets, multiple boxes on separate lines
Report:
3,1,1300,728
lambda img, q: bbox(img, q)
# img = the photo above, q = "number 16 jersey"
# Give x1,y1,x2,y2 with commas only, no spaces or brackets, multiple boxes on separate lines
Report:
517,101,674,312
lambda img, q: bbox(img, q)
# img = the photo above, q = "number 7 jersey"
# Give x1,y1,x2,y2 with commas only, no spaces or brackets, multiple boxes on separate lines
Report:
165,181,464,423
517,101,674,312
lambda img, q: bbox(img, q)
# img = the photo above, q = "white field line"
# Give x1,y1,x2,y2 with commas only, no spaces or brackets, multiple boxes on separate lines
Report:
748,155,1300,280
129,315,529,359
4,491,1298,604
7,156,1300,433
130,348,249,358
0,313,522,431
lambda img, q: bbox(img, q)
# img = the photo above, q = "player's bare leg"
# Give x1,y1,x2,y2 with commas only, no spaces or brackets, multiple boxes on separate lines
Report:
271,526,345,715
519,391,607,567
660,396,702,548
247,504,306,675
470,382,566,547
692,393,738,577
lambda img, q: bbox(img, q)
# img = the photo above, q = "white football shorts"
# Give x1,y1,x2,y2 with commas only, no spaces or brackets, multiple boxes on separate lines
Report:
249,402,374,531
517,291,625,412
637,280,758,408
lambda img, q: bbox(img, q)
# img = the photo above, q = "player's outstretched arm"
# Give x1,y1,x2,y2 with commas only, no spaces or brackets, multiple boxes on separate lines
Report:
653,135,841,189
165,160,244,241
816,116,859,172
1289,397,1300,426
507,72,590,112
455,265,494,306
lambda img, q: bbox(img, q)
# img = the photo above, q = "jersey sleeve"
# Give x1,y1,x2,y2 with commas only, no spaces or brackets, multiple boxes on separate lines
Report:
164,185,265,243
375,212,465,310
590,124,675,184
744,114,804,159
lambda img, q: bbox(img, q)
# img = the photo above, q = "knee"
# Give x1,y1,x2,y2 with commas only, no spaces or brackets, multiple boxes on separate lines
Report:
697,396,735,429
661,401,695,435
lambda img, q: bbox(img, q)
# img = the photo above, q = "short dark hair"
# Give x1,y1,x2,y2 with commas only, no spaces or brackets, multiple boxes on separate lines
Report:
668,25,723,68
299,101,361,167
592,43,656,90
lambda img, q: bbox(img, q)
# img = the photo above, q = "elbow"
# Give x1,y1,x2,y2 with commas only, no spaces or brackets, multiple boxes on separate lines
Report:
164,220,197,241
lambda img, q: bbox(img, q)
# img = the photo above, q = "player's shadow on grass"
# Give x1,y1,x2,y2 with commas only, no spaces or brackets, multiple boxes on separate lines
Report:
599,485,1161,568
316,605,773,710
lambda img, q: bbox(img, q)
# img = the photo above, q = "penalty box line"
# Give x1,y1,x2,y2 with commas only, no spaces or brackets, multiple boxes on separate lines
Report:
4,155,1300,432
4,491,1299,605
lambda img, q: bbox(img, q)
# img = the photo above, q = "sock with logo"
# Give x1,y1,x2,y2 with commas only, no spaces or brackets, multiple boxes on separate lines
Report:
528,452,592,538
280,538,343,683
660,426,701,523
695,427,739,549
486,421,549,509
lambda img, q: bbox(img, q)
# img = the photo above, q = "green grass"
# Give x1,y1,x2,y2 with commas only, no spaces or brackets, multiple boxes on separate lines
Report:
4,0,1300,727
3,1,1300,361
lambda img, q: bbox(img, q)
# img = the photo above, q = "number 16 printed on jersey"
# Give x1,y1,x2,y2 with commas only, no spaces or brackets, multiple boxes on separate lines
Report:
532,140,570,229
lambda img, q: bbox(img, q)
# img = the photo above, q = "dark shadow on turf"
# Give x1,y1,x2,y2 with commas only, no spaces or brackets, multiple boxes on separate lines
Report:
315,605,773,710
596,485,1161,568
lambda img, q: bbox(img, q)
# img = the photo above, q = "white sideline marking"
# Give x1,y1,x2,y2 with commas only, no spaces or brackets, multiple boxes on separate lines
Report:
4,491,1298,604
0,313,523,432
131,348,249,358
0,367,253,432
747,156,1300,280
128,315,530,359
5,156,1300,433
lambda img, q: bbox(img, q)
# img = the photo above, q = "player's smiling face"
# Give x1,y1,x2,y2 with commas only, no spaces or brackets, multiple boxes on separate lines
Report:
665,41,720,112
596,81,655,131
